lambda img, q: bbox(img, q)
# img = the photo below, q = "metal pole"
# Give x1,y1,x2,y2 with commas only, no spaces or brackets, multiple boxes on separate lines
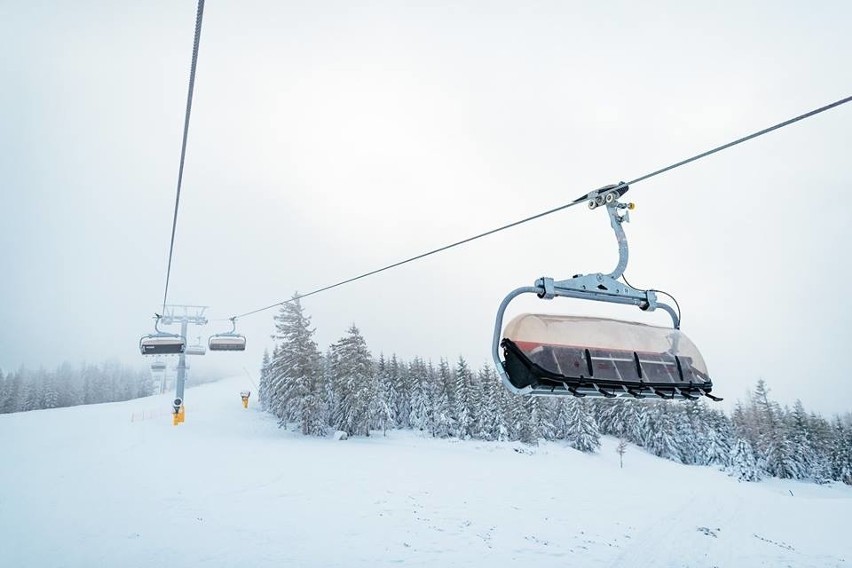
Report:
176,319,188,401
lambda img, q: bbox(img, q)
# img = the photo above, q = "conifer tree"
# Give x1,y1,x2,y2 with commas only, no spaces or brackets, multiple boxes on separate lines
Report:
517,396,540,445
830,417,852,484
0,370,8,413
20,379,41,412
495,379,514,441
372,354,395,435
390,355,411,429
672,405,700,464
729,438,761,482
258,349,271,412
787,400,815,480
269,295,326,435
747,380,791,477
564,398,601,452
429,359,455,438
648,404,680,462
329,325,376,436
266,345,287,420
702,409,733,468
454,357,475,439
475,365,501,440
42,373,60,409
596,399,627,439
408,358,430,432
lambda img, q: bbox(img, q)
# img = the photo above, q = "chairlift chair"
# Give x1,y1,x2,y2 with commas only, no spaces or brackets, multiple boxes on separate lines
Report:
492,183,719,401
185,337,207,356
208,318,246,352
150,360,167,372
139,316,186,356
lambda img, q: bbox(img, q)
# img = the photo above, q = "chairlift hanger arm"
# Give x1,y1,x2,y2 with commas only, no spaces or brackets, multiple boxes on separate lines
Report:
538,184,658,313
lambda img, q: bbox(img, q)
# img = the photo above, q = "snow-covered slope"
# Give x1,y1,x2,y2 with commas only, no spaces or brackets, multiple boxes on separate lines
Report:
1,377,849,567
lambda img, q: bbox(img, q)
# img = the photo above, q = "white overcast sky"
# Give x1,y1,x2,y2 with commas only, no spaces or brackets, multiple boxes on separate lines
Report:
1,0,850,415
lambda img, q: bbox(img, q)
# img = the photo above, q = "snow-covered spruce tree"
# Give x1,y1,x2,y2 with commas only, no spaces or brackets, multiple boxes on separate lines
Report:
735,379,791,478
329,324,376,437
322,348,335,427
564,398,601,453
729,438,761,482
0,370,9,413
301,366,330,437
408,358,430,432
42,372,60,410
676,401,706,465
58,363,83,408
268,296,327,436
786,400,816,480
0,370,21,413
830,417,852,484
428,359,455,438
266,345,287,420
390,355,411,429
552,398,570,441
537,398,559,441
702,408,734,469
454,357,475,439
630,400,654,448
474,365,502,441
495,378,515,442
647,403,680,462
19,377,42,412
135,365,154,399
596,399,627,439
503,388,526,442
258,349,271,412
516,396,541,445
807,411,835,482
372,354,395,436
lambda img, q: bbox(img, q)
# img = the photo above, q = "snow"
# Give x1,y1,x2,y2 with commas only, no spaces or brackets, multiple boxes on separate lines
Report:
1,376,850,567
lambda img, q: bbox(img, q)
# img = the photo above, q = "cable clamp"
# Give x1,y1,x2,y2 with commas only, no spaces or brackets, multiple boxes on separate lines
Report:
536,277,556,299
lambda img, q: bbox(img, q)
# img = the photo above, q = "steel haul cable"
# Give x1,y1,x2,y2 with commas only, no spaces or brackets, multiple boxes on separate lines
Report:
161,0,206,313
231,95,852,321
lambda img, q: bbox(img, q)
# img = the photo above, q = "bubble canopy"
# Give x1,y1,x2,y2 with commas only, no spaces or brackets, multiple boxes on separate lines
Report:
504,314,708,375
500,314,713,398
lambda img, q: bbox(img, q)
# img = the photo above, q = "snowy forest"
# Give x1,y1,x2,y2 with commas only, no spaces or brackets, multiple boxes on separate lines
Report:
0,361,153,414
260,298,852,486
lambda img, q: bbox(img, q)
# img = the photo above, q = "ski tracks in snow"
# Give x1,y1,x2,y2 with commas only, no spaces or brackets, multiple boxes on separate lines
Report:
608,490,738,568
608,483,848,568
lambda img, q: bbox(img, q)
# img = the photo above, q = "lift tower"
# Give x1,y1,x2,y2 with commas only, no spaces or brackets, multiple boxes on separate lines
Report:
160,305,208,406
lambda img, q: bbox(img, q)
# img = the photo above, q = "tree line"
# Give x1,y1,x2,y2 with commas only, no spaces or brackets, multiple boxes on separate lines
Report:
0,361,153,414
259,297,852,485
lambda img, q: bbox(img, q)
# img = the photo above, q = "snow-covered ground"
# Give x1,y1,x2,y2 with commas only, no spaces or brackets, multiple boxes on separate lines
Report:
1,377,849,567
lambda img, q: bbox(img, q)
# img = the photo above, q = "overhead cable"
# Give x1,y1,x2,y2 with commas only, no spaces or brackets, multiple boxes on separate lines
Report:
232,94,852,320
162,0,206,313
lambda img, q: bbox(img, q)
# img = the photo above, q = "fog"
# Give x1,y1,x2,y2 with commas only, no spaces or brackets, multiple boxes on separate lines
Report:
2,0,851,414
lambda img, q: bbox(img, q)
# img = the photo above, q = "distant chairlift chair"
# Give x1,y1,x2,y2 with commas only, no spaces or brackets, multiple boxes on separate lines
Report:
185,337,207,356
139,316,186,356
208,318,246,352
